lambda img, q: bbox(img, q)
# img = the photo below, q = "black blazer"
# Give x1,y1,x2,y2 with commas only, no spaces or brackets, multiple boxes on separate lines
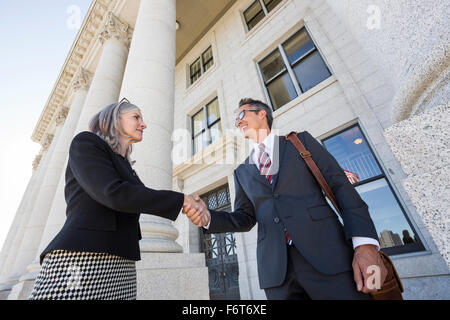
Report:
206,131,379,289
40,131,184,264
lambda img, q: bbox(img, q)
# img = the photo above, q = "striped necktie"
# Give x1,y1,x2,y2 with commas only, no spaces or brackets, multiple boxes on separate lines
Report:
258,143,273,184
258,143,293,245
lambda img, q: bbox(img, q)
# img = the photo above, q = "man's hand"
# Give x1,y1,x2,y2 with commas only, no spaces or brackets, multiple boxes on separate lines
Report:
352,244,388,294
182,195,210,227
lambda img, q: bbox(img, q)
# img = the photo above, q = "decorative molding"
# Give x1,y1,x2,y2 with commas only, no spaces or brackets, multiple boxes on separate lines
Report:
72,67,93,92
55,105,70,126
173,134,242,181
32,154,43,171
99,11,133,49
42,133,55,151
31,0,119,144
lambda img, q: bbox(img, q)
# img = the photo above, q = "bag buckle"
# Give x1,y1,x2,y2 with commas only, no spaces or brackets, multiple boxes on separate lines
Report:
300,151,311,159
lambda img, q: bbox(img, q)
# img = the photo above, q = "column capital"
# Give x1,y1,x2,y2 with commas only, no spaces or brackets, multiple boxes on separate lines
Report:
32,154,43,171
41,133,55,151
55,105,70,126
72,67,93,92
99,12,133,49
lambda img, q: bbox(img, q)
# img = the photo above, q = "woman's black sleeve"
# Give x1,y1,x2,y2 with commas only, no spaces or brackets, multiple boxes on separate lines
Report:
68,132,184,221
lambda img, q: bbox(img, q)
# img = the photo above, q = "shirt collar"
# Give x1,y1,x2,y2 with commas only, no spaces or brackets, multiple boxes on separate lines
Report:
253,131,275,157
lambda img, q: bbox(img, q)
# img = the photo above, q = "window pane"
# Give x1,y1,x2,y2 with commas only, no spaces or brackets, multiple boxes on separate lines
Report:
244,1,265,30
193,132,208,154
266,72,297,110
210,121,222,144
283,28,315,64
190,58,201,75
202,47,214,72
356,179,419,249
207,98,220,125
323,126,382,182
190,58,202,84
264,0,283,12
192,109,205,135
292,51,331,92
259,49,286,82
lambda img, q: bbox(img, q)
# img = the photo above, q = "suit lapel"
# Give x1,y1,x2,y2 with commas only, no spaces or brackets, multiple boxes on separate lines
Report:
243,151,272,189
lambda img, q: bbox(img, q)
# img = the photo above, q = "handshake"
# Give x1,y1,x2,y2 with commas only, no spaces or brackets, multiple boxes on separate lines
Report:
182,195,210,227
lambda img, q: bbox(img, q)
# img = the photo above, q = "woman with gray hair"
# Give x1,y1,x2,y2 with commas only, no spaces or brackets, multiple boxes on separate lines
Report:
29,98,206,300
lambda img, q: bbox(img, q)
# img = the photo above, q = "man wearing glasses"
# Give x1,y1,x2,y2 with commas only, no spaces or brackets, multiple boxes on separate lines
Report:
184,97,386,300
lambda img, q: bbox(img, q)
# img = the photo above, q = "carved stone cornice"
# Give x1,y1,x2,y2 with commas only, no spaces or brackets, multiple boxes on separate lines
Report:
55,105,70,126
99,11,133,49
42,133,55,151
31,0,119,144
32,154,43,171
72,67,93,92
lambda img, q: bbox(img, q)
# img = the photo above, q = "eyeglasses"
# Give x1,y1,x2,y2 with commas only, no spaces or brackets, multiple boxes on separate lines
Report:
235,109,260,127
117,97,130,108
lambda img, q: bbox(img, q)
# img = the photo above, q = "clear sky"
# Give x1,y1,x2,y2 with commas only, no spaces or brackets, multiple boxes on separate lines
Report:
0,1,93,252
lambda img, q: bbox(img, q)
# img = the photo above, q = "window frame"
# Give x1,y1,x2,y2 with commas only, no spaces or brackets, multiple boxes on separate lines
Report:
321,123,426,256
243,0,284,32
189,46,215,86
191,97,222,156
257,26,332,111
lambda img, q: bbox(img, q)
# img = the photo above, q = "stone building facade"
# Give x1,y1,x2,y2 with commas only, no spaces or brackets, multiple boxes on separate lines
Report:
0,0,448,300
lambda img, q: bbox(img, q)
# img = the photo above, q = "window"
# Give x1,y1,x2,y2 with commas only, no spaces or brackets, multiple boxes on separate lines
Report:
243,0,283,31
322,125,425,255
258,27,331,110
191,97,222,155
189,46,214,85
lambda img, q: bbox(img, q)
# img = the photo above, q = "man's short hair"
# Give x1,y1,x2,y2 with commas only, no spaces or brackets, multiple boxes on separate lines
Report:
238,98,273,129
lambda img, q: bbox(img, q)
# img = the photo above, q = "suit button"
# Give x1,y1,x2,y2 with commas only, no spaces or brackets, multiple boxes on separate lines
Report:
274,217,280,223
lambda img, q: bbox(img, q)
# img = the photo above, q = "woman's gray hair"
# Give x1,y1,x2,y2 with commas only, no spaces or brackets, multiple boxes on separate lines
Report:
88,98,140,165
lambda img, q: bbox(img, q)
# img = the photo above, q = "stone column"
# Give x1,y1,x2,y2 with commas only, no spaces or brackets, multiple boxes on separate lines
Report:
118,0,209,299
0,177,34,300
6,70,91,300
0,133,57,294
119,0,181,254
35,68,91,261
325,0,449,121
0,176,33,278
6,130,61,280
74,11,131,134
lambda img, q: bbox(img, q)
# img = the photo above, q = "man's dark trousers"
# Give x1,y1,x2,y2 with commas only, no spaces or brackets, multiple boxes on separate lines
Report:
264,244,371,300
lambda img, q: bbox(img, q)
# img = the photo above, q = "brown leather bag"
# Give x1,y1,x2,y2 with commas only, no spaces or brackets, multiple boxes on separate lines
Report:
285,132,404,300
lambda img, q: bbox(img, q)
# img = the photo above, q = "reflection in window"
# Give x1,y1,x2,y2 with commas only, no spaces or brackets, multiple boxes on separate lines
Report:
258,27,331,110
322,125,425,255
202,46,214,72
191,97,222,155
244,0,284,31
243,1,265,31
322,126,381,182
189,46,214,85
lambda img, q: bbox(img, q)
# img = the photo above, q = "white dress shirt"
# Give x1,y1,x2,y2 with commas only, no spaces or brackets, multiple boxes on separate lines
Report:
205,132,380,251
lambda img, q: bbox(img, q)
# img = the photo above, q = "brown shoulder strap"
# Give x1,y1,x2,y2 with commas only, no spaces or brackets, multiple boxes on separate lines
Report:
285,131,343,219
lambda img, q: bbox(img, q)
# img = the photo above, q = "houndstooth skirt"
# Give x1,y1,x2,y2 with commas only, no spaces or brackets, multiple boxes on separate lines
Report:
29,250,137,300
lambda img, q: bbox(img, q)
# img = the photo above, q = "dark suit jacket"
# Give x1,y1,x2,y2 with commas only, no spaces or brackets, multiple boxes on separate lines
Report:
40,131,184,264
205,131,379,289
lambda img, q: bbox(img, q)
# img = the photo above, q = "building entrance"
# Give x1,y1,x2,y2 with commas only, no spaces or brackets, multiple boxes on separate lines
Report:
200,186,240,300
